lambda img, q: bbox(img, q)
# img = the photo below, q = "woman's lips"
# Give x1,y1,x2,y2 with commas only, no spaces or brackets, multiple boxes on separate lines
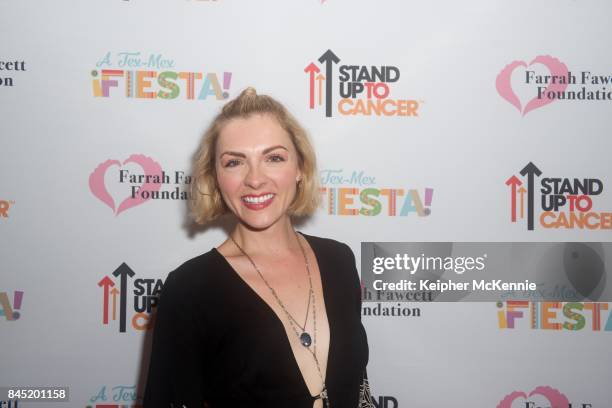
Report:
241,193,275,210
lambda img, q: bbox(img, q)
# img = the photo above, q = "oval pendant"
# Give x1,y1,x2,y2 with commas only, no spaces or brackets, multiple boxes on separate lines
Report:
300,332,312,347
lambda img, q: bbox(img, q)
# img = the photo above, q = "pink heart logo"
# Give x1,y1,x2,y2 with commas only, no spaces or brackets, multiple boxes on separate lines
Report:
497,386,569,408
89,154,163,215
496,55,569,116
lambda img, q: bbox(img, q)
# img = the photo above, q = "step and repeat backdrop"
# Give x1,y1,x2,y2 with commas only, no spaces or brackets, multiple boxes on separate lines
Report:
2,0,612,407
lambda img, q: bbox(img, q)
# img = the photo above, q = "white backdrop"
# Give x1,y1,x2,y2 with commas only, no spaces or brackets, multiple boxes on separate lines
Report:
1,1,611,406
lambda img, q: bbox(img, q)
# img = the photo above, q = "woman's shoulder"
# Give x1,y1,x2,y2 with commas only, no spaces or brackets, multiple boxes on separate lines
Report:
301,233,361,294
162,248,226,295
300,232,355,261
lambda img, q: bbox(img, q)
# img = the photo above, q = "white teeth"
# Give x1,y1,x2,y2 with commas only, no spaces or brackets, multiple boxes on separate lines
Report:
243,194,274,204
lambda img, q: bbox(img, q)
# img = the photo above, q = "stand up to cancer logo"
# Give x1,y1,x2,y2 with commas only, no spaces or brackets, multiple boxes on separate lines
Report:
305,49,421,117
505,162,610,231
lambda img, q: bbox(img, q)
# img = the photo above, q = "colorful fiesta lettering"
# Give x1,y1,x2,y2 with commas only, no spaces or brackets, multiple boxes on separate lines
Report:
91,69,232,100
0,290,24,320
497,301,612,331
319,187,433,216
0,200,13,218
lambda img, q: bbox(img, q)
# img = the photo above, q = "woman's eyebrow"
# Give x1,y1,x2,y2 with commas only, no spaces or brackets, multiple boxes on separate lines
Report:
262,145,289,154
219,145,288,158
219,151,246,158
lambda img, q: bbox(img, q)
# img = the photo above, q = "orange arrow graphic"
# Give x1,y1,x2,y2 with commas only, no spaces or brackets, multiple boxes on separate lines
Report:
518,186,527,219
111,287,120,321
316,74,325,106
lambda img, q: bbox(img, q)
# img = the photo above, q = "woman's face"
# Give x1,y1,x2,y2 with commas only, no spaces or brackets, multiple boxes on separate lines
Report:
215,114,302,231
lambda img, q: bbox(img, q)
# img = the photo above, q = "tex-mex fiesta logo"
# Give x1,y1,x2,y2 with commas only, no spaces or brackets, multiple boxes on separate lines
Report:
505,162,609,231
496,55,612,116
91,51,232,100
0,290,24,321
87,384,140,407
89,154,192,215
319,169,432,216
305,49,421,117
497,386,592,408
0,199,14,219
98,263,163,333
497,301,612,332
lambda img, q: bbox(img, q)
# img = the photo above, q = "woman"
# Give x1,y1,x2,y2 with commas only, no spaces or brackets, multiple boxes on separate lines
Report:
143,88,371,408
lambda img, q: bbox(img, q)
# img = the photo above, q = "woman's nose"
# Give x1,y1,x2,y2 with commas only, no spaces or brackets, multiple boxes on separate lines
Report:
244,163,266,189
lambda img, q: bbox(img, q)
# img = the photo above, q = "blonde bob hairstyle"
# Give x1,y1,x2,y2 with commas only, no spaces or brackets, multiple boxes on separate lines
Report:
190,87,320,225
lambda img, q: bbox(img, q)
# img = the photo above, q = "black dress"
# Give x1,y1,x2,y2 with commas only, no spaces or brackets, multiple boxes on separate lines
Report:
143,233,369,408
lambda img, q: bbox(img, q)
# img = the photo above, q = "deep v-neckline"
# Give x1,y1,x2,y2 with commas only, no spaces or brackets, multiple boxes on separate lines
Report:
212,232,333,400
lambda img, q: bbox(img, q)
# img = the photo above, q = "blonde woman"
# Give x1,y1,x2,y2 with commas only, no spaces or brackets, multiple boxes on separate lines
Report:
144,88,371,408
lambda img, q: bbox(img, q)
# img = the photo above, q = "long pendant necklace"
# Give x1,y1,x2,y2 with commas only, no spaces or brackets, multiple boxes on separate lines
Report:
229,231,330,407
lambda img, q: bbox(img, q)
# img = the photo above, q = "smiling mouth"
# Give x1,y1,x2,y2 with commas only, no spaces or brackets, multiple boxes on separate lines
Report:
241,193,275,209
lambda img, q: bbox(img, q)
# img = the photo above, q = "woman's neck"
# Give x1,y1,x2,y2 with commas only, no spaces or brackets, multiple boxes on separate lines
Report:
230,216,300,256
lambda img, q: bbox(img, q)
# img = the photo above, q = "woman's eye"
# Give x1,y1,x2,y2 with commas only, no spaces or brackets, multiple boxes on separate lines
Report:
267,154,285,163
224,159,241,168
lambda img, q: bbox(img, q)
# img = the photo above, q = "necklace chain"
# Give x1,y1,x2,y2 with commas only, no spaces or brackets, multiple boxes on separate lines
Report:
229,231,329,407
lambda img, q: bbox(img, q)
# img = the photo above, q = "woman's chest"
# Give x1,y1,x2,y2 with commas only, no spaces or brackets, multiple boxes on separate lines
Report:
195,265,366,398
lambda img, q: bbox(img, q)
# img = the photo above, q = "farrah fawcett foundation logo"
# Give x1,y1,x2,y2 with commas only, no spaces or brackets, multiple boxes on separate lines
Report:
89,154,192,215
496,55,612,116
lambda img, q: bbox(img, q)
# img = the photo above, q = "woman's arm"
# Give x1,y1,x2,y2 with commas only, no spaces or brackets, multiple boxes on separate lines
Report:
343,243,375,408
143,270,206,407
143,271,177,406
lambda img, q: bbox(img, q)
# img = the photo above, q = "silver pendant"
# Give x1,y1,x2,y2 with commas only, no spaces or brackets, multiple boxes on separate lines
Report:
321,387,330,408
300,332,312,347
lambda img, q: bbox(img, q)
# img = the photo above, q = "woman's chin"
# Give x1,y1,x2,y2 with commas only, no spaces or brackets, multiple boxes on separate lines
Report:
237,214,287,232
